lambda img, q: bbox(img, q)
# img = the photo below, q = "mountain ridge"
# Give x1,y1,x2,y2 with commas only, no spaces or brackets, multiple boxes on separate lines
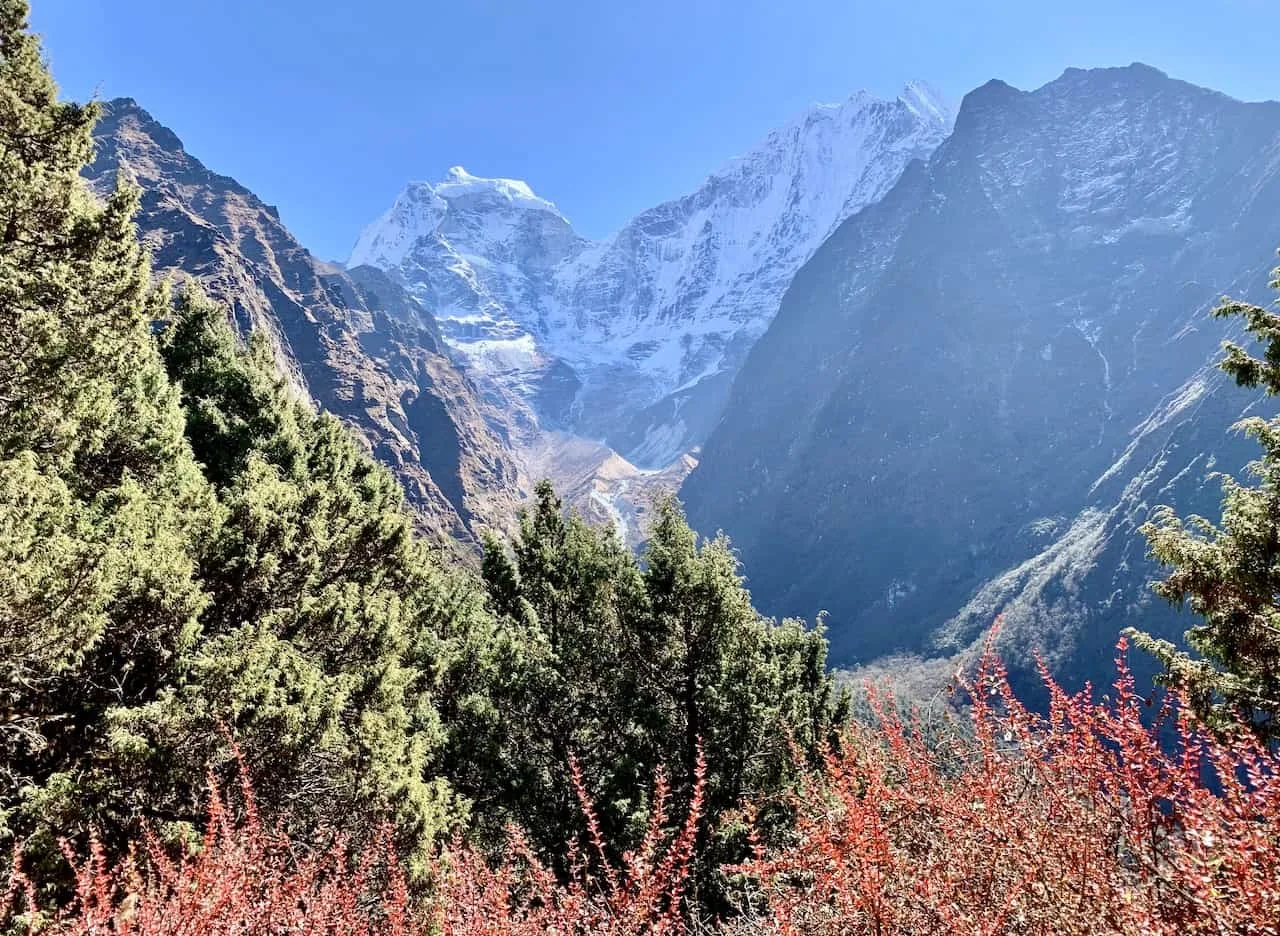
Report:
87,98,523,544
682,63,1280,690
349,83,956,469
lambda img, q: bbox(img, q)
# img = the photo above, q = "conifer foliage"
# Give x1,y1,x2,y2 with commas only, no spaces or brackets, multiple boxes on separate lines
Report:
0,0,211,860
0,0,464,871
472,485,835,892
1129,258,1280,742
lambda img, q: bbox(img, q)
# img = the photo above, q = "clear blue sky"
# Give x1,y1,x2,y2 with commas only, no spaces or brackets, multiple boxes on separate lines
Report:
31,0,1278,262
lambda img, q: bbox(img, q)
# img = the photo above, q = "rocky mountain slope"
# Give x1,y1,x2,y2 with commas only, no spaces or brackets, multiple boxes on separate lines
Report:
87,99,521,543
682,64,1280,687
350,85,955,468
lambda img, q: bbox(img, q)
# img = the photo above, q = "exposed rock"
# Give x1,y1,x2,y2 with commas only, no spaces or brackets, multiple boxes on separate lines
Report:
87,99,521,544
350,86,955,468
682,65,1280,690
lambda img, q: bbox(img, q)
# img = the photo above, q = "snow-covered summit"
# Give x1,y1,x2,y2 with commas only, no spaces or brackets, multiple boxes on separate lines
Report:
350,83,956,466
898,81,954,125
349,167,564,270
433,165,556,208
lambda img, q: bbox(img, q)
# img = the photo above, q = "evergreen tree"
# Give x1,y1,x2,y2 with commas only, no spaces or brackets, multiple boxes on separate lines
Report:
0,4,469,872
117,289,468,865
638,495,832,899
473,485,835,898
0,0,211,862
471,481,654,852
1128,256,1280,742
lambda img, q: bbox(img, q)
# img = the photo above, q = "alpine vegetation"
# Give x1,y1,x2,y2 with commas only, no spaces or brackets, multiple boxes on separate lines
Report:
3,1,1280,933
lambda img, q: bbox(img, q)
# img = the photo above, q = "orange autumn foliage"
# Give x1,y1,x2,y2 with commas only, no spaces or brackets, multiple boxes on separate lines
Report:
735,639,1280,934
6,643,1279,935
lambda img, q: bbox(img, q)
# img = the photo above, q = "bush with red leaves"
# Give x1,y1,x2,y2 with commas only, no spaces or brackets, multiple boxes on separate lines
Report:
6,643,1279,936
732,638,1280,935
433,751,705,936
3,751,706,936
4,769,413,936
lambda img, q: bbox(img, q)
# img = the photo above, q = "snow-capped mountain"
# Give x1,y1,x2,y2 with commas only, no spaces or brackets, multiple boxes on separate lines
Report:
350,83,955,466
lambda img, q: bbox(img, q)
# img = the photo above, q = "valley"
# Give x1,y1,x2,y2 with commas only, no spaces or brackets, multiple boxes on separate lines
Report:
87,65,1280,701
9,1,1280,928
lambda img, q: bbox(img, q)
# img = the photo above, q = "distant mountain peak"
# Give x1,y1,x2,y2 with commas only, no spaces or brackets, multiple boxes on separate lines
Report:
352,82,953,467
682,63,1280,688
898,80,955,125
349,166,564,270
434,165,559,211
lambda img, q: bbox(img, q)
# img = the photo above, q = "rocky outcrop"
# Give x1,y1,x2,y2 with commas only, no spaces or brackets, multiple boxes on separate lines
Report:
88,99,521,543
682,65,1280,688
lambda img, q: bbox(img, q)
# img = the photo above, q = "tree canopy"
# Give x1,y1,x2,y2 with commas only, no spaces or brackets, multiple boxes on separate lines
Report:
1129,257,1280,742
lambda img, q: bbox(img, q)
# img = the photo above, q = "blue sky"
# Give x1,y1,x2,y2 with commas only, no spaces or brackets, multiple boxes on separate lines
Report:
32,0,1278,261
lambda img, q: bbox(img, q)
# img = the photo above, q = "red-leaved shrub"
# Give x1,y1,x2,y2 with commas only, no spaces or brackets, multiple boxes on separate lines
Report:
7,645,1279,935
732,639,1280,935
4,751,705,936
434,750,705,935
5,769,412,936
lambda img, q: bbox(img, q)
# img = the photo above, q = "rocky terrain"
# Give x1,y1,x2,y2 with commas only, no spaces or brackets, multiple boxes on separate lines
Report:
682,65,1280,689
349,85,955,469
87,99,522,543
87,70,1280,700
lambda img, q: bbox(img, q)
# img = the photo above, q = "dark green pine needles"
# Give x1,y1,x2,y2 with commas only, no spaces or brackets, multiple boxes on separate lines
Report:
1128,259,1280,744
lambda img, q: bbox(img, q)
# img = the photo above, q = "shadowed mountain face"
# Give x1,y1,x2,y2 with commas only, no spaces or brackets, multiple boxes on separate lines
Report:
682,65,1280,686
86,99,521,543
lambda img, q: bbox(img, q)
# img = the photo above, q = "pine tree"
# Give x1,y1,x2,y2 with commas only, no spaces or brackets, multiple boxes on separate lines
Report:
0,4,468,872
116,288,468,866
470,481,653,852
0,0,211,861
1127,255,1280,742
473,484,835,902
639,495,832,902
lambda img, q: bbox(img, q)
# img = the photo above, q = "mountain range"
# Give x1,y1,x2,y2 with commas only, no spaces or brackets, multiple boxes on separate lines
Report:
349,83,954,469
683,63,1280,689
89,64,1280,696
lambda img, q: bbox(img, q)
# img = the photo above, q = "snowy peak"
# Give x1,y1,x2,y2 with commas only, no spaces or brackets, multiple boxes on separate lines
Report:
349,167,564,270
350,82,956,467
898,80,954,126
434,165,559,211
349,182,446,269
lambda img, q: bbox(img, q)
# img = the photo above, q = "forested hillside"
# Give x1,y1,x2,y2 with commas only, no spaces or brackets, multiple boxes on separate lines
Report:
2,2,1279,932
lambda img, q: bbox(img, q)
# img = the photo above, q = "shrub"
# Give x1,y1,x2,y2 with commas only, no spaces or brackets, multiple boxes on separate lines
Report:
5,770,411,936
4,752,705,936
732,638,1280,934
8,646,1279,935
434,751,705,935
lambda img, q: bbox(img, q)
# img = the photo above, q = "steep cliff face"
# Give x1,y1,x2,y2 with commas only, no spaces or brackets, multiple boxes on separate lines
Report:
350,85,955,468
682,65,1280,680
88,99,520,542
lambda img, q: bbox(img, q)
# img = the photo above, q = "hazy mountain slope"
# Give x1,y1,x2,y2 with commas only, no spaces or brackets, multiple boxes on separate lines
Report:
682,65,1280,681
87,99,520,542
350,85,955,467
